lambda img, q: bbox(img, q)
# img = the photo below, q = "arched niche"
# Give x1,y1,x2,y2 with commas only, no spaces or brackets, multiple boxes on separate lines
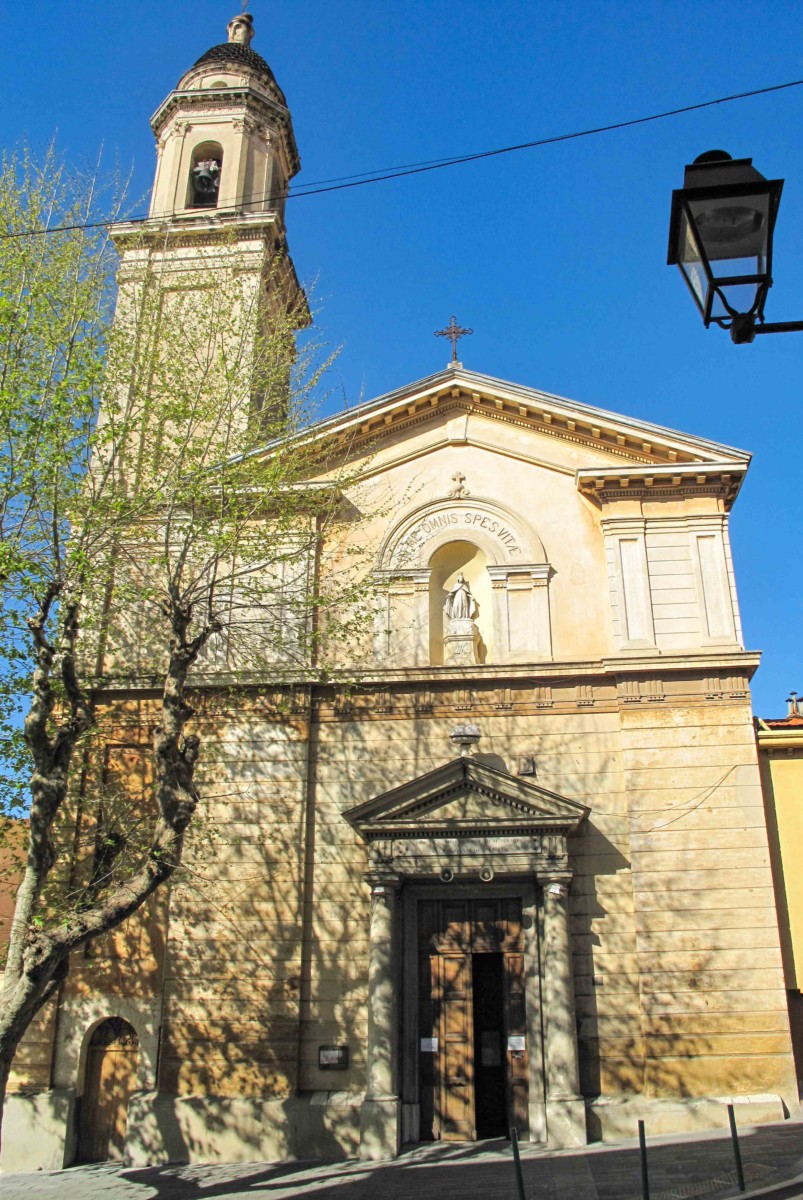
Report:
429,540,492,665
373,497,553,667
187,140,223,208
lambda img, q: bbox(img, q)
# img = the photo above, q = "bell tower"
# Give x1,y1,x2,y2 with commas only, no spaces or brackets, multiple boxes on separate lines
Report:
148,11,300,229
111,13,309,436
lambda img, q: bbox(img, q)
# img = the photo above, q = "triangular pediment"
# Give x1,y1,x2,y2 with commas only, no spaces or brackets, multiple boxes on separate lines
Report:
344,757,589,840
281,366,748,474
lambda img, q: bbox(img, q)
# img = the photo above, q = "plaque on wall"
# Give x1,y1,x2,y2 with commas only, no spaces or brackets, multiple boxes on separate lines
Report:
318,1045,349,1070
507,1035,525,1052
420,1037,438,1052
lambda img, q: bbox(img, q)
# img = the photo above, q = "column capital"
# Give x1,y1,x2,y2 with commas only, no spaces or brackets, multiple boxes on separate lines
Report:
540,869,573,898
365,871,401,895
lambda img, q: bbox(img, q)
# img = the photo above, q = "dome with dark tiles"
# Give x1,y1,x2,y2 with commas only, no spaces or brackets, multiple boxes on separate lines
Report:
191,13,287,105
193,44,285,102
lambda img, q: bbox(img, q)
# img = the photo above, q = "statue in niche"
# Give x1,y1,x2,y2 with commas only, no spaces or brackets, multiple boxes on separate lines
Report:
444,572,478,622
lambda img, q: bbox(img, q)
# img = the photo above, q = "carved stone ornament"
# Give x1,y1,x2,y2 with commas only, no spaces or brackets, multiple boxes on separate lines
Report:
227,12,255,46
448,470,470,499
443,573,480,664
444,572,477,621
443,618,479,666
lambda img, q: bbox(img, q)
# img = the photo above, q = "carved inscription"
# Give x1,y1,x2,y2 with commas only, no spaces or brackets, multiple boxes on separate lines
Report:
393,508,523,565
397,836,541,858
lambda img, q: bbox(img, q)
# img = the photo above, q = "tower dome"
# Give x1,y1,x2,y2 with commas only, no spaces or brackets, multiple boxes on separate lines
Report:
188,10,288,108
147,12,300,219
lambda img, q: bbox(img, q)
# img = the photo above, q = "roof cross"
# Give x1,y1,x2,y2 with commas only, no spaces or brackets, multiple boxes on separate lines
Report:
435,315,473,364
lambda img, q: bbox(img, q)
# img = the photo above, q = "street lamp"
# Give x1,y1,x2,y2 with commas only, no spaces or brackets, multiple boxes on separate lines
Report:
667,150,803,344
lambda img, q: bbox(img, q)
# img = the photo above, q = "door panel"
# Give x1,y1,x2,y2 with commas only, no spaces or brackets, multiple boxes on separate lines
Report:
418,953,438,1140
472,900,501,952
79,1018,139,1162
417,897,528,1142
504,951,530,1134
441,900,470,950
440,954,474,1139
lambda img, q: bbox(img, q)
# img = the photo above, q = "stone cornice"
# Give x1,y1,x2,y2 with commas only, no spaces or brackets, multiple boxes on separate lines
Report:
340,390,700,469
253,368,751,476
151,86,290,130
111,212,283,247
88,651,761,710
110,216,310,327
90,648,763,696
576,462,747,509
150,86,300,178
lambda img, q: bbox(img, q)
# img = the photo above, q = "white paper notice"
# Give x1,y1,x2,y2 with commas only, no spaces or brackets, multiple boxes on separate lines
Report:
507,1035,525,1051
420,1037,438,1052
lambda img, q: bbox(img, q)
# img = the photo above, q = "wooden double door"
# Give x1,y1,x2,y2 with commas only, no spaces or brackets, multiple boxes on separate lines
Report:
417,896,528,1141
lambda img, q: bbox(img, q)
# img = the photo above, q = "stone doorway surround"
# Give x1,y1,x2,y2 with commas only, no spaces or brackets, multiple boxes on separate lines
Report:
344,758,590,1161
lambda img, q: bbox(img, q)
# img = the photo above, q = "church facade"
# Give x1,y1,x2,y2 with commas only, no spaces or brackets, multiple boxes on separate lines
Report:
2,13,797,1170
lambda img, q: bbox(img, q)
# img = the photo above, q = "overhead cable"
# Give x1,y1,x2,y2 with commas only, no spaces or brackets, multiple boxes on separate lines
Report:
1,76,801,241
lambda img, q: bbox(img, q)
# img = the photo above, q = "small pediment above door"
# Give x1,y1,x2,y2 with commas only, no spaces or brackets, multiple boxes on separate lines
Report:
343,757,589,840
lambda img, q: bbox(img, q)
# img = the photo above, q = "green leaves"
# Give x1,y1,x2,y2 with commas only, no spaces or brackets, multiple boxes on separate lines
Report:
0,143,378,1080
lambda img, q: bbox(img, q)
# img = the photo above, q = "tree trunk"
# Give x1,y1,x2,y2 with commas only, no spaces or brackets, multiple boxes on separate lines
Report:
0,602,215,1156
0,950,69,1147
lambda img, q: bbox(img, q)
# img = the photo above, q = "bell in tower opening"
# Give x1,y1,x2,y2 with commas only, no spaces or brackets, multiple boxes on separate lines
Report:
189,147,223,208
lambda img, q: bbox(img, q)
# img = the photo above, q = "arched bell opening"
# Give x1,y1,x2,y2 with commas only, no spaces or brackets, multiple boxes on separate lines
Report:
187,141,223,208
429,540,491,665
77,1016,139,1163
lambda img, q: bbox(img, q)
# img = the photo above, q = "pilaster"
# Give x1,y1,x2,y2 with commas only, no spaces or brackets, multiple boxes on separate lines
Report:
360,873,402,1160
541,872,587,1147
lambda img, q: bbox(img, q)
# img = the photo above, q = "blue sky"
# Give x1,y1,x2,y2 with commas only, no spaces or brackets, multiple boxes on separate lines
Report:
1,0,801,714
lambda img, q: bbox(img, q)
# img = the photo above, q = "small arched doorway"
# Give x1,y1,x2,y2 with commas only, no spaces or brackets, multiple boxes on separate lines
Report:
79,1017,139,1162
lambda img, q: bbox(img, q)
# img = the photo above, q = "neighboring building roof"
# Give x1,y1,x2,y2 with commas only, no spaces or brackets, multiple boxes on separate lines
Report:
756,694,803,733
192,43,286,104
763,714,803,729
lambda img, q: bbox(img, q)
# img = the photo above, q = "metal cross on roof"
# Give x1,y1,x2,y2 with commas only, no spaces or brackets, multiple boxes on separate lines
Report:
435,315,473,364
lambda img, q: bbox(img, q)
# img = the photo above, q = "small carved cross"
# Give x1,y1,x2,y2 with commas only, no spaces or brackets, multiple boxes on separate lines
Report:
435,315,473,363
449,470,469,499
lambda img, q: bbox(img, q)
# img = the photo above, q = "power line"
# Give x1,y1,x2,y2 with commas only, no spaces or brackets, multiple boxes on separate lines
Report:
2,76,801,241
286,77,803,197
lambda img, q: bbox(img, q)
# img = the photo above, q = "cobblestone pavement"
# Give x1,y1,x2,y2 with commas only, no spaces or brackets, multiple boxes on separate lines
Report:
2,1120,803,1200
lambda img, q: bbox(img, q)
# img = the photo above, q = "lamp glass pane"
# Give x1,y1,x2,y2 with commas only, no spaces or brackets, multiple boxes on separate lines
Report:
711,280,762,320
678,211,708,313
688,192,771,264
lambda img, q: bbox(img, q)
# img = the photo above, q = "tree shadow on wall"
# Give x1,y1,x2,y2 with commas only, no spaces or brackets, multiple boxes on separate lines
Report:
50,678,789,1171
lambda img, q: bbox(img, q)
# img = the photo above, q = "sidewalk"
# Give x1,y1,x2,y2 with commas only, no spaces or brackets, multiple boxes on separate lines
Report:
2,1118,803,1200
